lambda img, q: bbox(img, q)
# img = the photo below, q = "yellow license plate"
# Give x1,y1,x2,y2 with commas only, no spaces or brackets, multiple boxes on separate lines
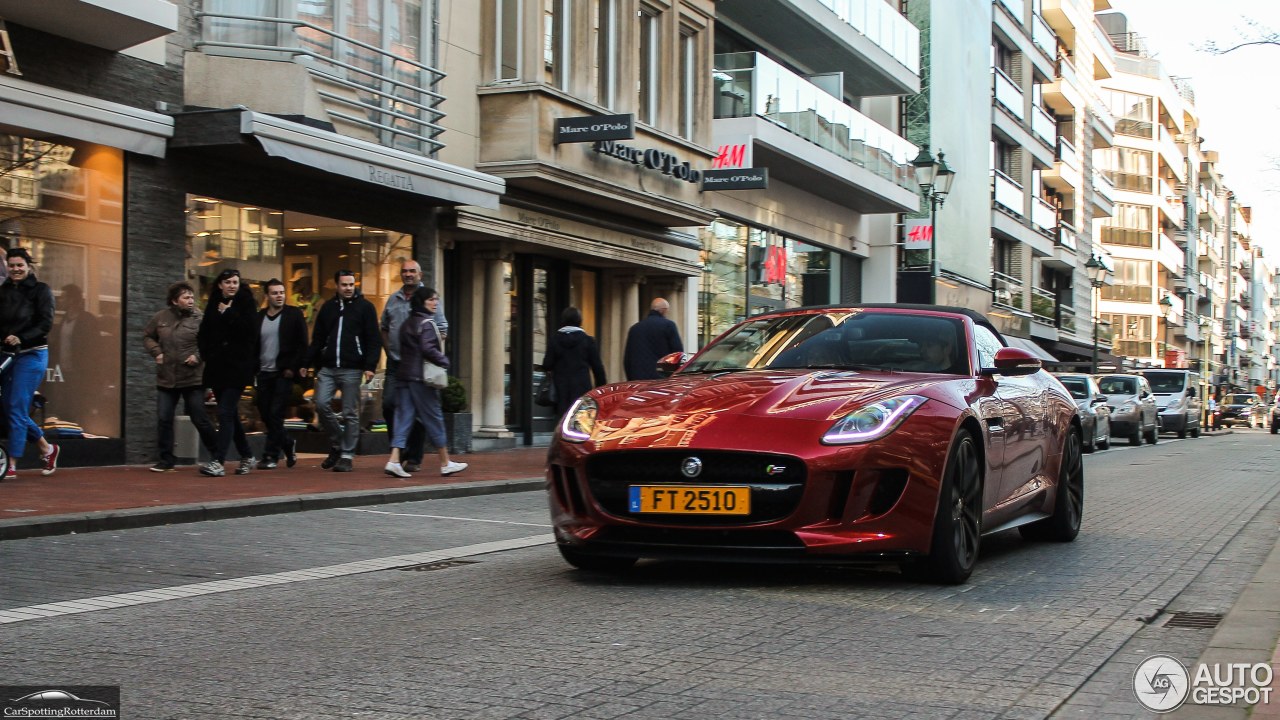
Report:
628,485,751,515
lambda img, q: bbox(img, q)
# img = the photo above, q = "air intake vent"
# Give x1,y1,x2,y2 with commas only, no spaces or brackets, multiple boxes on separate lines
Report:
1163,612,1224,629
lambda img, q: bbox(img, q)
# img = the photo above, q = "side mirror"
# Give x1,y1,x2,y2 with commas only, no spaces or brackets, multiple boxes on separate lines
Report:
1092,395,1108,405
656,351,692,375
1187,387,1197,398
980,347,1041,377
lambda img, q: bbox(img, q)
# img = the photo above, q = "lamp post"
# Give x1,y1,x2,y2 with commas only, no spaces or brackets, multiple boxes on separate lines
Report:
1086,255,1109,373
912,148,956,304
1159,293,1174,368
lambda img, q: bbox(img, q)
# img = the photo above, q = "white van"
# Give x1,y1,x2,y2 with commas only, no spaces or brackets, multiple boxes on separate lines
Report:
1139,369,1202,438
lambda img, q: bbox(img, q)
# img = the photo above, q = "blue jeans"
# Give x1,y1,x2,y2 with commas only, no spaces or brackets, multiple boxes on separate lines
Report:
1,348,47,459
157,386,217,464
316,367,363,456
382,360,425,464
213,386,253,463
392,381,446,450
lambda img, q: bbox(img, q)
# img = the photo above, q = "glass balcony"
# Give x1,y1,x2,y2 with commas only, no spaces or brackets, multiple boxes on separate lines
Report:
1057,225,1078,251
1031,104,1056,147
1032,287,1056,327
992,170,1023,216
814,0,921,74
997,0,1026,22
1091,169,1115,204
1057,138,1079,169
1032,196,1057,234
993,271,1025,310
1057,303,1078,335
1032,13,1055,58
713,52,919,192
992,68,1025,120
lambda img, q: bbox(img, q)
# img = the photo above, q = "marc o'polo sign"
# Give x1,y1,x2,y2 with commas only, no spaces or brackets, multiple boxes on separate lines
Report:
591,140,702,184
554,114,634,144
701,167,768,191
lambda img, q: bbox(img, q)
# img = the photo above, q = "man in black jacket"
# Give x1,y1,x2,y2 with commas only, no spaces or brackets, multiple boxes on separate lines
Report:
305,270,381,472
624,297,684,380
256,278,308,470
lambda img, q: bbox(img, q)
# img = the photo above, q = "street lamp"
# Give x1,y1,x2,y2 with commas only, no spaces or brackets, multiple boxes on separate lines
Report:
1159,293,1174,368
1086,255,1109,373
912,147,956,304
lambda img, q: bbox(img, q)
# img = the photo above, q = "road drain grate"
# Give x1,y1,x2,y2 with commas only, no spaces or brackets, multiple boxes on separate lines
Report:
1164,612,1225,629
398,560,480,572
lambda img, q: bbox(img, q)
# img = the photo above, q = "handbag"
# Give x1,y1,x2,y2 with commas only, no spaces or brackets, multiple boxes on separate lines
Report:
421,319,449,389
534,373,556,407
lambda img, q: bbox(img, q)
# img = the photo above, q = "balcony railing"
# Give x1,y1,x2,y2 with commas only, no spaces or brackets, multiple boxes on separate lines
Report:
992,68,1025,120
1057,303,1078,335
1032,287,1057,326
196,11,446,154
1032,13,1056,58
993,271,1025,310
1057,137,1078,169
1057,225,1078,251
814,0,921,74
1091,169,1115,204
996,0,1026,22
1031,105,1056,147
1032,196,1057,234
713,52,918,192
992,170,1023,216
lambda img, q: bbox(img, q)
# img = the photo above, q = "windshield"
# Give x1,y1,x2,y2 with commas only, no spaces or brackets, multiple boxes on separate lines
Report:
1058,377,1090,400
1227,394,1256,405
1098,376,1137,395
1143,371,1187,393
681,311,969,375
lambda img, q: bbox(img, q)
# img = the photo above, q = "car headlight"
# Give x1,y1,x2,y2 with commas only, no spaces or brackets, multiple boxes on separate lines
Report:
559,396,598,443
822,395,926,445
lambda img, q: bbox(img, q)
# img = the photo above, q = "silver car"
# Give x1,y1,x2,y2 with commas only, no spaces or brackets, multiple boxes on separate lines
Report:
1054,373,1111,452
1096,373,1159,445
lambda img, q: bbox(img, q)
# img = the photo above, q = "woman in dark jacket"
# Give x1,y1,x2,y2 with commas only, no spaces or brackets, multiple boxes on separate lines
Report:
541,306,606,417
0,248,58,480
197,269,259,477
384,287,466,478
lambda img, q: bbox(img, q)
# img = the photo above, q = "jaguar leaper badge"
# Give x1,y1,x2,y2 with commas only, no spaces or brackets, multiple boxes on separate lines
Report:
680,457,703,478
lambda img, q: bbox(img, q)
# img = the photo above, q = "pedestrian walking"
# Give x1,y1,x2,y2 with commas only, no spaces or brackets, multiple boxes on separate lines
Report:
541,307,606,417
143,281,218,472
384,286,466,478
0,248,58,480
306,269,381,472
255,278,308,470
197,269,259,477
623,297,683,381
380,260,428,472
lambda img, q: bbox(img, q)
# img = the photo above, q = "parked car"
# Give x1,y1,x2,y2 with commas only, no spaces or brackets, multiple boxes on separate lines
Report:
1096,373,1159,445
547,305,1084,585
1139,369,1202,438
1054,373,1111,452
1218,393,1266,429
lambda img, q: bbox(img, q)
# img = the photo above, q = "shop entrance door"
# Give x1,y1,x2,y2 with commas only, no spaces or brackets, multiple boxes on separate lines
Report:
510,256,569,444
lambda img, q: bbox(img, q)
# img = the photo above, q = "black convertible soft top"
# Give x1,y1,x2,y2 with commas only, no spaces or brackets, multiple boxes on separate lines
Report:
768,304,1009,345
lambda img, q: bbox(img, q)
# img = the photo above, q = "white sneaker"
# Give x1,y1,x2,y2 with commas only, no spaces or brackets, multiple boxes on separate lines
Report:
441,461,468,476
199,461,225,477
384,461,412,478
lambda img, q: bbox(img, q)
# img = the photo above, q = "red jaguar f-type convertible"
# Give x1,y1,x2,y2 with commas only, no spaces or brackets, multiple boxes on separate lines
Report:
546,305,1083,583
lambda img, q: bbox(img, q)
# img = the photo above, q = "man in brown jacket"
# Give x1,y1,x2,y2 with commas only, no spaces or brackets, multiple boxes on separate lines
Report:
143,281,217,471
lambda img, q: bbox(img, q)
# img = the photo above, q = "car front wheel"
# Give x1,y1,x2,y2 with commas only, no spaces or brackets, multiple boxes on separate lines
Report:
913,430,982,585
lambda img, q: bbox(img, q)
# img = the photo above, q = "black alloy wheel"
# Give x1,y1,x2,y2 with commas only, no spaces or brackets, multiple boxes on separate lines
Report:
913,430,982,585
557,544,638,573
1020,427,1084,542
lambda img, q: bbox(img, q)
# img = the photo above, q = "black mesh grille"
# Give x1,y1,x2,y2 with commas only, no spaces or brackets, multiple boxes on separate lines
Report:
584,450,806,525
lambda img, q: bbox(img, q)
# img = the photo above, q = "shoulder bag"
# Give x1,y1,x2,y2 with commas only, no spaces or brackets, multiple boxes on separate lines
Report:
421,319,448,389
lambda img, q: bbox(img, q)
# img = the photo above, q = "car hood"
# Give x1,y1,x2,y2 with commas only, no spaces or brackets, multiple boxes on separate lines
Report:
595,369,965,421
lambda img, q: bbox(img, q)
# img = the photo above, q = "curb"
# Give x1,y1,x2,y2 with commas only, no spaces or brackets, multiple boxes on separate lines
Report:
0,477,547,541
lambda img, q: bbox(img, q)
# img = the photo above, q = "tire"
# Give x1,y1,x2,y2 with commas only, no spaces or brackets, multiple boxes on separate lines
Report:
1098,429,1110,450
1191,423,1200,438
1177,423,1187,439
1145,420,1158,444
1020,427,1084,542
1129,427,1142,446
1271,421,1278,435
557,545,637,573
913,429,983,585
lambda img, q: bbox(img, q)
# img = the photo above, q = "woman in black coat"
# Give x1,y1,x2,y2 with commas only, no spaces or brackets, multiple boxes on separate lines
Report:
541,307,606,417
197,269,259,477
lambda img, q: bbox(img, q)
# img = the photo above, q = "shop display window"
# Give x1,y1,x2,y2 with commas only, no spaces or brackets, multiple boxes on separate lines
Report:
0,135,123,439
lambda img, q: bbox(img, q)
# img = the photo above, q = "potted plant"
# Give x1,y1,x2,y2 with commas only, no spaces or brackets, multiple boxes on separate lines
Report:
441,374,472,454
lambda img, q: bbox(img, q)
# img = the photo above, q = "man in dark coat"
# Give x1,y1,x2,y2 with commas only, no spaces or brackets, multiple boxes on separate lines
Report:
542,307,606,417
623,297,683,381
305,270,381,472
256,278,309,470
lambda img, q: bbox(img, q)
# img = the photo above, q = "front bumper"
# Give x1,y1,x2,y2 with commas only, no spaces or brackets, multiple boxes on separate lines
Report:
1157,411,1188,431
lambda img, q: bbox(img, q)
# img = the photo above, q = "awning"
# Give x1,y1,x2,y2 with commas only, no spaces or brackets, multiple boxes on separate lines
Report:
0,75,173,156
171,109,504,209
1005,335,1059,363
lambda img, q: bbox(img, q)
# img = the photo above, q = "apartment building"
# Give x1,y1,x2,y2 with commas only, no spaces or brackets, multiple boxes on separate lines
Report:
704,0,920,346
1094,13,1197,371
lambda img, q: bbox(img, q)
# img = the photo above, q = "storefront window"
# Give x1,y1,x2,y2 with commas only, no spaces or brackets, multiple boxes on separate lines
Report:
698,220,748,347
0,136,123,439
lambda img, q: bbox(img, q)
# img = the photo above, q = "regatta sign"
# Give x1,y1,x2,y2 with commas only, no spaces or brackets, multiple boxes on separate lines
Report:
591,140,702,184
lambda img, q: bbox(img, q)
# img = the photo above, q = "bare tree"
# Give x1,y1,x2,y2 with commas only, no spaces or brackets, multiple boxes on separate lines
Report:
1203,18,1279,55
